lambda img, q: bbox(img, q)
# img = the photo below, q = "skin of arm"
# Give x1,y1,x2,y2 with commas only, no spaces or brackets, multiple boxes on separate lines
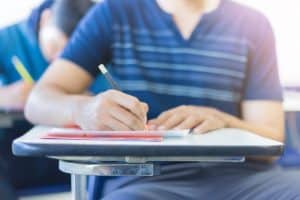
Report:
0,81,33,109
25,59,148,130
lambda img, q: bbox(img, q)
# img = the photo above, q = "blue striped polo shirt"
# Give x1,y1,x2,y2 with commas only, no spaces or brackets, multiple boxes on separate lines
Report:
61,0,282,119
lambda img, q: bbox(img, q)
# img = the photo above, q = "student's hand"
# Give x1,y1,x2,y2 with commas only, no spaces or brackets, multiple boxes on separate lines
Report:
148,106,228,134
73,90,149,131
0,81,33,109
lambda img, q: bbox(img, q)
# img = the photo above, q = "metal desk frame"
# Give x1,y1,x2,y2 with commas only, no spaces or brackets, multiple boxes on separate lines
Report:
56,156,245,200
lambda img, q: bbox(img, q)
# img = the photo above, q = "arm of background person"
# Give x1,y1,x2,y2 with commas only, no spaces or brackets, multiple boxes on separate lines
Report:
0,81,33,109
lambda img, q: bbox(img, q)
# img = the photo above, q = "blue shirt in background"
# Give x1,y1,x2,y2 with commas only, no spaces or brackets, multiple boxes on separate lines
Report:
61,0,282,119
0,23,49,85
0,0,108,94
0,0,53,86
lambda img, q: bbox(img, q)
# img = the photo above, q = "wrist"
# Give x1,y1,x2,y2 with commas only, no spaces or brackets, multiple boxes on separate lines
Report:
70,95,91,126
213,109,239,128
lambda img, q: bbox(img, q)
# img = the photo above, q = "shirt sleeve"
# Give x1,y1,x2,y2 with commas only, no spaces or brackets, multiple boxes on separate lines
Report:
0,42,6,86
243,16,283,101
0,69,5,86
60,1,112,78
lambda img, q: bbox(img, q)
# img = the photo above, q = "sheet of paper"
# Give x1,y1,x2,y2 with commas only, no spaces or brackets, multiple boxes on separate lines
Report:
41,128,190,141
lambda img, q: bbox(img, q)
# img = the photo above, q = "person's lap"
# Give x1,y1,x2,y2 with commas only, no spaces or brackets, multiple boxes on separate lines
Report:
101,162,300,200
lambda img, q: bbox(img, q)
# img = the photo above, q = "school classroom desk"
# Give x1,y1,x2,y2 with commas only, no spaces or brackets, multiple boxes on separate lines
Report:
0,108,24,128
12,126,283,200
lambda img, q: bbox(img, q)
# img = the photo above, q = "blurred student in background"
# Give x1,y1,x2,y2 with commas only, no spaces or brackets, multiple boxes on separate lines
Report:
0,0,95,199
0,0,96,108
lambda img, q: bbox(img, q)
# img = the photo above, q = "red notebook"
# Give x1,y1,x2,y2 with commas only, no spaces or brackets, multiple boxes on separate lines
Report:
41,128,190,142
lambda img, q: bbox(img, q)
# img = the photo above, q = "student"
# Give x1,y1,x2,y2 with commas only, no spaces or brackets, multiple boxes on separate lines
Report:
0,0,97,108
0,0,95,199
26,0,300,199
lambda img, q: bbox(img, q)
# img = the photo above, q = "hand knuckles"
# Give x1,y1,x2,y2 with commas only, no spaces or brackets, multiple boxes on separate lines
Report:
106,89,116,95
101,90,110,98
179,105,188,110
160,111,168,117
99,95,110,106
130,99,140,109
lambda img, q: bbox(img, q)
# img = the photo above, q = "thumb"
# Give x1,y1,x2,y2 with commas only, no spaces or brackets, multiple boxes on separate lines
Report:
142,102,149,113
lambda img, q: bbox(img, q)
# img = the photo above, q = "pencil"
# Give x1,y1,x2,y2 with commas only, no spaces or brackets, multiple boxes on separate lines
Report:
98,64,148,129
98,64,121,91
12,56,34,84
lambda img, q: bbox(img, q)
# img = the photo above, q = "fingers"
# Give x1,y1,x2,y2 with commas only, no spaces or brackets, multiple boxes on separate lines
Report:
193,117,226,134
106,90,148,122
148,109,177,128
156,115,185,130
108,104,146,130
174,116,204,130
149,106,227,133
141,103,149,114
104,116,132,131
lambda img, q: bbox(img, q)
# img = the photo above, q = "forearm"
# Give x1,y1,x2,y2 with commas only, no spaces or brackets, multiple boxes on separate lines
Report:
0,86,10,107
219,111,284,142
25,85,91,127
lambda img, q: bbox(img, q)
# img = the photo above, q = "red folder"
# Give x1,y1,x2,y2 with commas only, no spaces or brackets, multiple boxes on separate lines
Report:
42,129,164,142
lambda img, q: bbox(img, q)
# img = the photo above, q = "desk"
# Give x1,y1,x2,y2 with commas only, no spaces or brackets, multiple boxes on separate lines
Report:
13,126,283,200
0,109,24,128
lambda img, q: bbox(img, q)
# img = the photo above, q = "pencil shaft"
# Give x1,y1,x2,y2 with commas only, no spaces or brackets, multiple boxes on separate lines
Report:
12,56,34,84
99,64,121,91
104,73,121,91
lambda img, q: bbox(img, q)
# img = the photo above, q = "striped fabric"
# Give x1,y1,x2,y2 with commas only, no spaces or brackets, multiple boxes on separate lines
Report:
61,0,282,118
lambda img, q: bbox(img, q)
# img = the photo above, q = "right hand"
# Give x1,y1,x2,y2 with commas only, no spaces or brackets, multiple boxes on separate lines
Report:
0,81,33,109
73,90,149,131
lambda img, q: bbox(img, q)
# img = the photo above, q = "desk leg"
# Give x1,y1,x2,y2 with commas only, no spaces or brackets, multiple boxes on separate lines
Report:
71,174,87,200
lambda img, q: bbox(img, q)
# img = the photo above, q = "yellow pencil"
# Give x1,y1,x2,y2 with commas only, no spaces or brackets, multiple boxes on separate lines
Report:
11,56,34,84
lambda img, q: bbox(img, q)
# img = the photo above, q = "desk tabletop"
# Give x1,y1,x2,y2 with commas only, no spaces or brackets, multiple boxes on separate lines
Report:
12,126,283,158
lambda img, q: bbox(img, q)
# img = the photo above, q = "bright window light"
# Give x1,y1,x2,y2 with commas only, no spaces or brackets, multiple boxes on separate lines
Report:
0,0,42,27
236,0,300,87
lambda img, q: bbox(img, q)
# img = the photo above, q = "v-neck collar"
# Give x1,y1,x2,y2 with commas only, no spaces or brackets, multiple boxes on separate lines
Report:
152,0,226,45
